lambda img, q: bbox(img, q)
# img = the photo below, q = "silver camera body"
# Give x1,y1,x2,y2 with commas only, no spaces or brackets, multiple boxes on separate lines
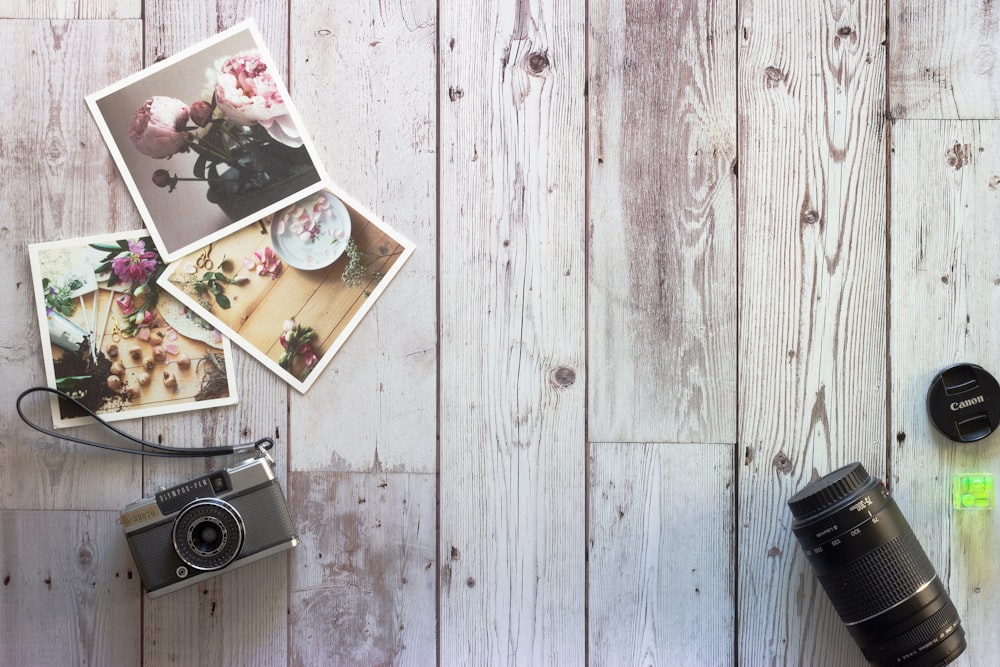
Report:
121,456,298,598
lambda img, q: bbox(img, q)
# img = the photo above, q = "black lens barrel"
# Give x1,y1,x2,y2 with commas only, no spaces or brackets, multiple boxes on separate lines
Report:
788,463,966,667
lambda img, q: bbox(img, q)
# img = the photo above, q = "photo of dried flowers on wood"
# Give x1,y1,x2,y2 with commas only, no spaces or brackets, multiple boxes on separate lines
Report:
28,232,238,428
85,20,325,262
157,184,414,393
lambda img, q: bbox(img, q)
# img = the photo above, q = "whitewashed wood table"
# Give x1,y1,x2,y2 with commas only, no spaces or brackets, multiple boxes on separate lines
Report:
1,1,998,665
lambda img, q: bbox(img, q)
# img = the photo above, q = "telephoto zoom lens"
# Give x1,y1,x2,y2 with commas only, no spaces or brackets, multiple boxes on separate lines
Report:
787,463,966,667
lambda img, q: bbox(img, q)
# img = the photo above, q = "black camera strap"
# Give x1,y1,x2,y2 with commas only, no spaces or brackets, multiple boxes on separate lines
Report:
16,386,274,459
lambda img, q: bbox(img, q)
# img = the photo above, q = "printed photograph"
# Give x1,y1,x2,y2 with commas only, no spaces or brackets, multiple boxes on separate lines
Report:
86,20,325,261
28,232,238,428
157,184,414,393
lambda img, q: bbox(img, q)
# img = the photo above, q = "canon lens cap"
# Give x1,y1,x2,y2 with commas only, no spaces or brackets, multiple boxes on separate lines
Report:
926,363,1000,442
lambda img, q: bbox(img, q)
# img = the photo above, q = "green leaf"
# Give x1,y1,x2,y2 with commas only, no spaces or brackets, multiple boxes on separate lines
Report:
194,283,205,294
56,375,91,389
203,272,214,281
117,239,131,249
214,293,231,309
214,272,225,281
94,261,113,275
88,243,125,253
42,277,51,289
68,279,83,291
208,282,222,295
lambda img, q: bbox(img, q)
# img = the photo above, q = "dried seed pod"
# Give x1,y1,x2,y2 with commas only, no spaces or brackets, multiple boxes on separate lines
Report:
176,354,191,370
143,355,155,371
106,343,119,358
150,330,165,344
109,361,125,376
128,345,143,360
137,371,151,387
152,345,167,363
162,371,177,389
106,375,122,391
125,386,141,400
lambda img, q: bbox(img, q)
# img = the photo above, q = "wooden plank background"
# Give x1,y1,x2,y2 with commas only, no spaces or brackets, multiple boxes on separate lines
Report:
1,1,998,665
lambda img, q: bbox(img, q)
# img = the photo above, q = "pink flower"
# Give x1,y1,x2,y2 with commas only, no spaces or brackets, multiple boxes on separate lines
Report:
293,215,320,242
244,246,282,279
111,239,159,284
298,343,318,367
116,294,135,315
130,96,190,158
189,100,214,128
133,310,154,326
213,51,302,147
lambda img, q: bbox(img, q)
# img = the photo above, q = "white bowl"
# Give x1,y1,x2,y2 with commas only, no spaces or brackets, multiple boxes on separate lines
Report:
269,191,352,271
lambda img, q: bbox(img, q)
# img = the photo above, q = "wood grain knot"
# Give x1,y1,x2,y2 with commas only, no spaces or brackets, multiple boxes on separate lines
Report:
549,366,576,388
764,66,785,87
800,209,820,225
526,51,550,75
448,86,464,102
946,143,971,170
772,452,792,473
837,26,853,37
77,546,94,571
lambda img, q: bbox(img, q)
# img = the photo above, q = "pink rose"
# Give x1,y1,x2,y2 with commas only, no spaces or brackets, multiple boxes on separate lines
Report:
213,51,302,147
130,96,190,158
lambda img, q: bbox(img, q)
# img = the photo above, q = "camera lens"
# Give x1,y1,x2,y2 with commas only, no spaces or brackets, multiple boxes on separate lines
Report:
172,498,245,571
787,463,966,667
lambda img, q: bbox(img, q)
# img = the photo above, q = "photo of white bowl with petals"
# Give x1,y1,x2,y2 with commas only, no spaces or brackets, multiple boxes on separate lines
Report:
269,191,352,270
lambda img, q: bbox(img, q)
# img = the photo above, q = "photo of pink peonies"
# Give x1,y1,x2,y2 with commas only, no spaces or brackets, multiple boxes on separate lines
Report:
86,21,325,262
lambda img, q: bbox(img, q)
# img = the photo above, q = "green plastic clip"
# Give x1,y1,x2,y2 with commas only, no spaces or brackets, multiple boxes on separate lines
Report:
952,473,994,510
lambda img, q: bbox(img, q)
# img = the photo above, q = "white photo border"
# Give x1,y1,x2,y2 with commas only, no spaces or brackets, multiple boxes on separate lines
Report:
157,178,416,394
28,231,239,429
85,19,328,262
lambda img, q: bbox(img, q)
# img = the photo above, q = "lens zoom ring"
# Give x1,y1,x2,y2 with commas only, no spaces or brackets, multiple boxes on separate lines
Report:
817,529,937,622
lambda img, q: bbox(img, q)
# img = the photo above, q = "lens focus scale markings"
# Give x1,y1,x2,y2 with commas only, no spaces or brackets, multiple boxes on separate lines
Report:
787,462,966,667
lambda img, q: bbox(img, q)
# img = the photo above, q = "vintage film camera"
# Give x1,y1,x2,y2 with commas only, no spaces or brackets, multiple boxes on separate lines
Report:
121,454,298,597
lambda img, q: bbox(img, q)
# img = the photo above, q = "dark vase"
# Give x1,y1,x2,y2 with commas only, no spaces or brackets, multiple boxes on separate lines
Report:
204,127,321,222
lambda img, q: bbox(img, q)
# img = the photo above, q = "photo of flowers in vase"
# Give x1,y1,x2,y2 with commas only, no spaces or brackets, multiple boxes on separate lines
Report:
28,231,238,428
86,20,325,262
157,183,415,393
